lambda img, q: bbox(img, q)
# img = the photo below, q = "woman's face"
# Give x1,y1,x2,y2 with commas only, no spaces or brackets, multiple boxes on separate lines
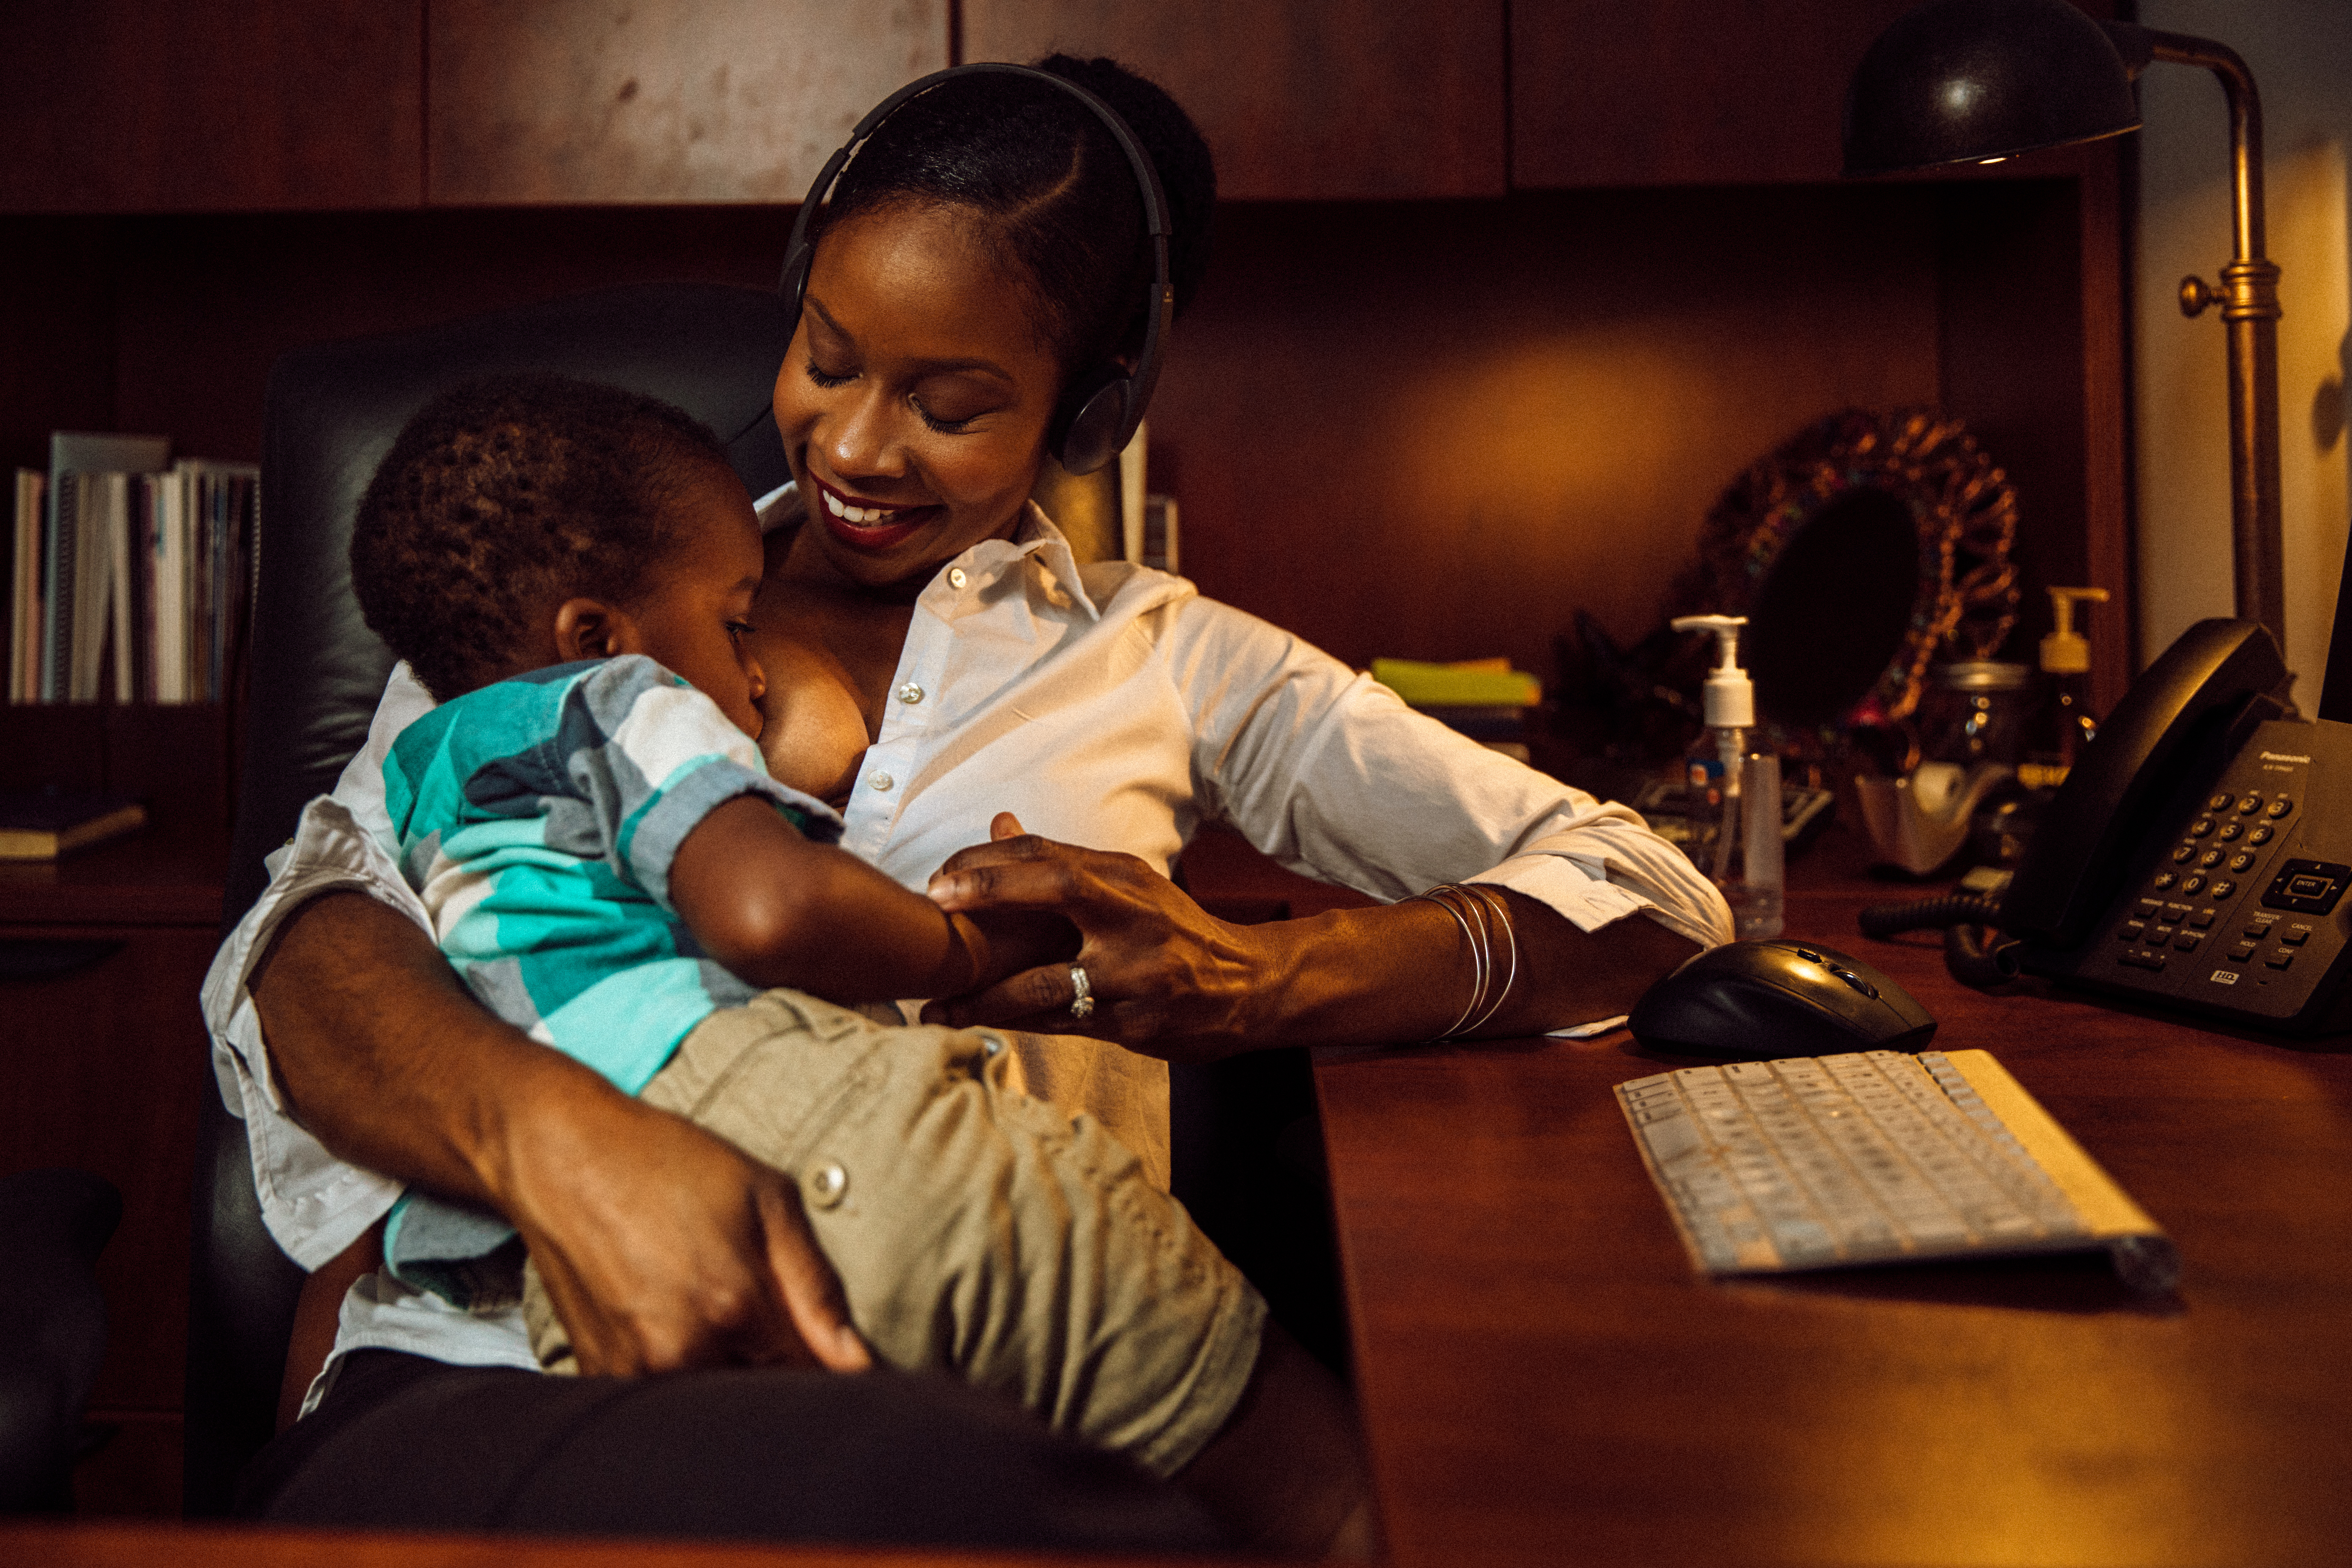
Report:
774,202,1063,593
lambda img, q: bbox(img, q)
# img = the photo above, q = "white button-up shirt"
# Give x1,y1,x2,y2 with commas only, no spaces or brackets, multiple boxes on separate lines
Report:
201,485,1731,1377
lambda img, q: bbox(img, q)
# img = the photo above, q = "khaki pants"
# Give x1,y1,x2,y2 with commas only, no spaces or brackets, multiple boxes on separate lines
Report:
522,989,1266,1479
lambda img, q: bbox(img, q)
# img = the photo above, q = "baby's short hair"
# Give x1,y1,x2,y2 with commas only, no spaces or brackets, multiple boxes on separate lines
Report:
350,374,734,701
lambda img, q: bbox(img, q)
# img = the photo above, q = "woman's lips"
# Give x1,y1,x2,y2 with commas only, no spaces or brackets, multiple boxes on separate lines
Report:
810,475,939,553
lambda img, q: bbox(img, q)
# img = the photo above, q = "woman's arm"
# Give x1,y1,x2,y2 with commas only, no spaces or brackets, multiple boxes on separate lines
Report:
668,795,1069,1002
925,814,1701,1060
248,889,869,1374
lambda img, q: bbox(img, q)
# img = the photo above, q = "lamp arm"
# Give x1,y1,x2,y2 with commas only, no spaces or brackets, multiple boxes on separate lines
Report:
2103,20,2285,644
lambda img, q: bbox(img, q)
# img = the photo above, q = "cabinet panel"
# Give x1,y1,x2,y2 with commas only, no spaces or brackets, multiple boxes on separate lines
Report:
0,925,215,1413
0,1,422,213
964,0,1506,200
427,0,947,205
1512,0,1926,188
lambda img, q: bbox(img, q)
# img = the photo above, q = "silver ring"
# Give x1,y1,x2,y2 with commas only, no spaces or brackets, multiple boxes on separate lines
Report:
1068,964,1094,1020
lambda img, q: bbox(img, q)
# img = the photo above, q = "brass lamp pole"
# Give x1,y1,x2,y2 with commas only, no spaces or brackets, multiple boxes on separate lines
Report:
1844,0,2285,644
2135,27,2285,641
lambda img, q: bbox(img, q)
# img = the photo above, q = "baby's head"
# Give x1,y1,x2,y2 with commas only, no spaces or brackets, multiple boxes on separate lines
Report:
351,375,768,735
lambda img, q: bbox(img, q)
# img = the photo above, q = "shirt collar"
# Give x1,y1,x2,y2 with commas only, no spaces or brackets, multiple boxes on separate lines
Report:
754,482,1103,622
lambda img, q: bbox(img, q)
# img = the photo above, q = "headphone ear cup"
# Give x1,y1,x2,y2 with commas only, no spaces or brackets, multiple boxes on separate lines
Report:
1053,369,1133,477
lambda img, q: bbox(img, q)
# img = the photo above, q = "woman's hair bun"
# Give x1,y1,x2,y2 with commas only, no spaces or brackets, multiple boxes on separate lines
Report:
1033,54,1218,320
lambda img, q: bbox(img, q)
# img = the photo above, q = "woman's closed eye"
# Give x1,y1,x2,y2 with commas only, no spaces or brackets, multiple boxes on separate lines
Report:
727,619,757,642
806,359,983,435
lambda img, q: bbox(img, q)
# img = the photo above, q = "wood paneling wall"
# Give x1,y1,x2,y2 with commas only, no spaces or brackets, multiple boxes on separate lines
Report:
426,0,946,204
0,1,421,212
964,0,1508,199
1511,0,2118,188
1150,187,1946,679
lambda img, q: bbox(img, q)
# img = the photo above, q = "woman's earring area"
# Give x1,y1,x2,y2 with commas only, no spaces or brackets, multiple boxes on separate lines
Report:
1069,964,1095,1020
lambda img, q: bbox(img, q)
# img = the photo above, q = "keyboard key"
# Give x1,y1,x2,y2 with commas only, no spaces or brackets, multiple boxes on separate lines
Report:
2267,950,2296,970
2189,909,2216,928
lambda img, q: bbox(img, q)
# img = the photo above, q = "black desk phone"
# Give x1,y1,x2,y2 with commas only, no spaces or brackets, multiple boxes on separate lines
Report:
2002,617,2352,1033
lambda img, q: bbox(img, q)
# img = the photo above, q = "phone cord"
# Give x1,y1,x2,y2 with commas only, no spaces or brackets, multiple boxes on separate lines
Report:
1855,894,2022,988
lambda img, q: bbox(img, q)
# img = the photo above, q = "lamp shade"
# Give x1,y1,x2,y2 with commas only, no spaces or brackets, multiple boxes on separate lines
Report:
1843,0,2140,176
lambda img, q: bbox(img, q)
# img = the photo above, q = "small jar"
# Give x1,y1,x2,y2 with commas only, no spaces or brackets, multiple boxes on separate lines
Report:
1919,660,2032,768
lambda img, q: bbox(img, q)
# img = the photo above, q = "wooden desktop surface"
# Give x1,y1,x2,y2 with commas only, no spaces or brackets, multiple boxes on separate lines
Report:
1319,825,2352,1567
9,825,2349,1566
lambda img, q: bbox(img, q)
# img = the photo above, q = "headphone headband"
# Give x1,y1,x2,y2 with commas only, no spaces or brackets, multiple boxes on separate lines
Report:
776,63,1174,477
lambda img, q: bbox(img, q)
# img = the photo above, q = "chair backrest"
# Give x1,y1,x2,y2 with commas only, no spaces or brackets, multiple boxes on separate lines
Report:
189,281,795,1516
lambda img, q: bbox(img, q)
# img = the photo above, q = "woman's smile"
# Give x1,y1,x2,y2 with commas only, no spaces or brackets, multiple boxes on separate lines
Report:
807,471,945,554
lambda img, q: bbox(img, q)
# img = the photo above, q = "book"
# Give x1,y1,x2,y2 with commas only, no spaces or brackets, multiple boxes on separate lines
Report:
11,470,41,702
0,789,148,861
45,432,169,703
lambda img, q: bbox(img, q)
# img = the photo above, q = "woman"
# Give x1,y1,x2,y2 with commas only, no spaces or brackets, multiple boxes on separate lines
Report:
215,57,1727,1549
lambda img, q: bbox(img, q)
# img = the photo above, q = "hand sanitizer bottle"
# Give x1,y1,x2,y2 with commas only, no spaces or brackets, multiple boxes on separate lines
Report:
1671,615,1784,939
2021,587,2109,791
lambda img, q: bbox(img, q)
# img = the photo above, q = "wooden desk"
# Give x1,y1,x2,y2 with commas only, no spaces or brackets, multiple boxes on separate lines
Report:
10,823,2348,1564
1317,825,2352,1567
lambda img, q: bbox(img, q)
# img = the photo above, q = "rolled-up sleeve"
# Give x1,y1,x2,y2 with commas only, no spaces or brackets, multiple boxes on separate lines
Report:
197,663,438,1270
1173,599,1732,977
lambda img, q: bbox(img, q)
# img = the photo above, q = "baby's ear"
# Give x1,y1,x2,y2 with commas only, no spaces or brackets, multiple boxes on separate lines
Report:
552,597,639,662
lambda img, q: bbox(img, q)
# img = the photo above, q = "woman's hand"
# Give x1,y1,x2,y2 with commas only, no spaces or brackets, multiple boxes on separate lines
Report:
254,890,871,1377
496,1074,872,1377
923,815,1704,1055
923,814,1276,1062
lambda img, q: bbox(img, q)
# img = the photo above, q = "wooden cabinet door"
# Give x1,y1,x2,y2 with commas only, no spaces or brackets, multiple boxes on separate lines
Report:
1512,0,1933,187
427,0,948,204
0,925,216,1413
964,0,1507,200
0,0,422,213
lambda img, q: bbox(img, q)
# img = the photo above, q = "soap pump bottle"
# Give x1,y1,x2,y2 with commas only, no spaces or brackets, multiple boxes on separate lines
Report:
2022,586,2109,791
1671,614,1783,938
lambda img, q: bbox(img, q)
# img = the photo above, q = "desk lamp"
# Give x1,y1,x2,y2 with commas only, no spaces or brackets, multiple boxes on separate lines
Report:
1843,0,2283,643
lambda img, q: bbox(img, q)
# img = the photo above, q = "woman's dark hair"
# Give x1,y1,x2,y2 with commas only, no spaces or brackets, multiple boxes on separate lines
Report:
350,374,733,702
815,54,1216,382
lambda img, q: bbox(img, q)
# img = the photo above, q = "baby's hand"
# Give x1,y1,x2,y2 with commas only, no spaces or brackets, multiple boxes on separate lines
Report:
965,906,1079,987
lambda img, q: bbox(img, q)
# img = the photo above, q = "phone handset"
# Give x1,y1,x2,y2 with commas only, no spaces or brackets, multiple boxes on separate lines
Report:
2002,618,2289,946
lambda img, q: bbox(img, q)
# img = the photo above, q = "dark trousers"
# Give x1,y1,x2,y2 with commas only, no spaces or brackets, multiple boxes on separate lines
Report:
238,1350,1224,1552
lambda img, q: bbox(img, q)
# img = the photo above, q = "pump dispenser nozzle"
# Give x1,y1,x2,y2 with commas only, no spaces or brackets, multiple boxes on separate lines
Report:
1671,614,1755,754
2040,587,2108,674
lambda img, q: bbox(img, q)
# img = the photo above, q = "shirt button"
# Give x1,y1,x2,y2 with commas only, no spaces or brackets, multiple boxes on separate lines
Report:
869,771,894,792
896,682,925,704
947,567,968,589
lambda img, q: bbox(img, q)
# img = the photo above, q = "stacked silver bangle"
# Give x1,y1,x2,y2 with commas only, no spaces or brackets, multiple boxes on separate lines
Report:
1405,882,1520,1040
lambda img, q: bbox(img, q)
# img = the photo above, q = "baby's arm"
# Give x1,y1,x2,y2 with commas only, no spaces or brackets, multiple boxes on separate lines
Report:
669,795,1063,1002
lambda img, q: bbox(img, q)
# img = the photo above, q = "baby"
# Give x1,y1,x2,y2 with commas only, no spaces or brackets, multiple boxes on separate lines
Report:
344,375,1276,1490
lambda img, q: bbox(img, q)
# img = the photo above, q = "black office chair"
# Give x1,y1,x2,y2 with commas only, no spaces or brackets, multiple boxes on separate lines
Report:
0,1168,122,1513
188,281,797,1516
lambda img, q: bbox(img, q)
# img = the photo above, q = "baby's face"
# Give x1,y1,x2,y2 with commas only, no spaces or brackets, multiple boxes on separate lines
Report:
631,468,769,737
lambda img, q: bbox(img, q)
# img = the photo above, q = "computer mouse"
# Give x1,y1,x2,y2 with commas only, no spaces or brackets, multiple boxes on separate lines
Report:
1627,939,1937,1058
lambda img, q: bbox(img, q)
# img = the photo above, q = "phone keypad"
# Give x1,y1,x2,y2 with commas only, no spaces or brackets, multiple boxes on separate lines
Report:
2131,782,2311,987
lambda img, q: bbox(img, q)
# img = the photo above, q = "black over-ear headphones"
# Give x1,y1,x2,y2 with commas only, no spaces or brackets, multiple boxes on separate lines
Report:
776,62,1173,478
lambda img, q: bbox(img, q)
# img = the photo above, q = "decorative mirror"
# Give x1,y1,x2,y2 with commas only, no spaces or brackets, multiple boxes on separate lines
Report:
1692,408,2019,735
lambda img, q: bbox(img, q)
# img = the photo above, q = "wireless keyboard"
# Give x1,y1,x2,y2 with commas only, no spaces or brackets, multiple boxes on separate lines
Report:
1617,1049,2176,1292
